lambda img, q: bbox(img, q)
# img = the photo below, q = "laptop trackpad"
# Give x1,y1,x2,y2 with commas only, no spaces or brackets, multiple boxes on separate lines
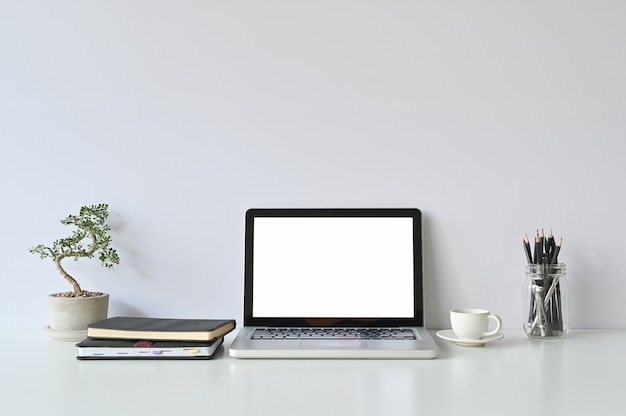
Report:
300,340,366,350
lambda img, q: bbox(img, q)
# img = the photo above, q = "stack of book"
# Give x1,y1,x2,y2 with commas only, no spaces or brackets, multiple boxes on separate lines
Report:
76,316,236,360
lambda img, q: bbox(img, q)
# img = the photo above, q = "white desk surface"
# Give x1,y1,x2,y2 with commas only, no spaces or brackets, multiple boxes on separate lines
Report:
1,329,624,415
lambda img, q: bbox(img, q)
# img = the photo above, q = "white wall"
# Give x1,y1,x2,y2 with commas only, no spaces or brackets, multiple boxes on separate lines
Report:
2,0,625,330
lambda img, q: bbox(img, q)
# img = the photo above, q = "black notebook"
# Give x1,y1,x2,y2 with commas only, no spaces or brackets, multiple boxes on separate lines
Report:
87,316,236,341
76,337,224,360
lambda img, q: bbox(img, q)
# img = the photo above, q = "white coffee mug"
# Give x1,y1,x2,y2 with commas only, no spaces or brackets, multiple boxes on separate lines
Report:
450,308,503,340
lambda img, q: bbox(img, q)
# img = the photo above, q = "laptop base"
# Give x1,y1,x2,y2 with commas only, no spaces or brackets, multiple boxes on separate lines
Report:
229,327,438,359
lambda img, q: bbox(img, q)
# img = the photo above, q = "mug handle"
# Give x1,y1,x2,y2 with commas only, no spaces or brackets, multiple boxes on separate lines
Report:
483,314,502,336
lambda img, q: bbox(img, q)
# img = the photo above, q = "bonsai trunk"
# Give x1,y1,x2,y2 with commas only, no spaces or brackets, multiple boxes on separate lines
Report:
54,254,83,296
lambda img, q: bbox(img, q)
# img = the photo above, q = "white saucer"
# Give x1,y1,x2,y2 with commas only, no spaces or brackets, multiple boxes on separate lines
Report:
45,326,88,342
436,330,504,347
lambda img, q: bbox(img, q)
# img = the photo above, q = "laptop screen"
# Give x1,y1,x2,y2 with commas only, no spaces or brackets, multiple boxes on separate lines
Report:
243,209,424,327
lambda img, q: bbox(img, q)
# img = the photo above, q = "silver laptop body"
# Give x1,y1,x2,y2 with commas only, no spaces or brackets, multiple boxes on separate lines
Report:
229,208,439,359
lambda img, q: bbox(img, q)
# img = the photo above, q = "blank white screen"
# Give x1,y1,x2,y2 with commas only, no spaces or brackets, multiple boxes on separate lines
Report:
252,217,415,318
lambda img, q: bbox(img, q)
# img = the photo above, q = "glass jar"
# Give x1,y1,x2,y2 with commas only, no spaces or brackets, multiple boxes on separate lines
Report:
523,263,569,339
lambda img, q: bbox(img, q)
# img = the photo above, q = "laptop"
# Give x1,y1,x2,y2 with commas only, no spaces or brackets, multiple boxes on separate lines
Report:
229,208,439,359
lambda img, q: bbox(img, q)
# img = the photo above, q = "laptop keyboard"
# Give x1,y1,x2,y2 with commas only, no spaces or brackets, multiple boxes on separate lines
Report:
252,328,417,340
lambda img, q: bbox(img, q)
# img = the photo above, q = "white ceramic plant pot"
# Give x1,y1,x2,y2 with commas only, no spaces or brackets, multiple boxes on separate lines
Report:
46,293,109,341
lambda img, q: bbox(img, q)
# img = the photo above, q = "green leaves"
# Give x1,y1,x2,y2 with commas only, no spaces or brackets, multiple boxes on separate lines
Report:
99,247,120,268
29,203,120,282
29,243,56,259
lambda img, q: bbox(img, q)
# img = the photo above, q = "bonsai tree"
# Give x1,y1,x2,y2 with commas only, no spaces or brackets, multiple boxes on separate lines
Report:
30,203,120,298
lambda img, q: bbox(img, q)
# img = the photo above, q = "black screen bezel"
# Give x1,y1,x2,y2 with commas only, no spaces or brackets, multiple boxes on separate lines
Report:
242,208,424,327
